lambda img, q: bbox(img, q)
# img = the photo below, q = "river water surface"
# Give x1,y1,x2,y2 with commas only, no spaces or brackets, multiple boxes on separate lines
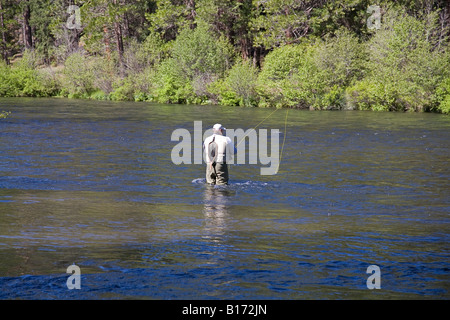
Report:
0,98,448,299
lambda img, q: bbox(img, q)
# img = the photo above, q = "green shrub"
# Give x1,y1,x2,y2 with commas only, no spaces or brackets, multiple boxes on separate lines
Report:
172,23,234,80
89,90,109,100
151,58,207,105
110,78,135,101
0,62,17,97
257,28,364,110
347,8,450,112
439,95,450,114
257,42,312,108
0,111,10,119
345,79,392,111
209,59,259,107
0,51,58,97
433,77,450,114
62,52,95,96
90,55,117,95
150,23,235,104
133,91,149,102
151,58,192,103
208,78,239,106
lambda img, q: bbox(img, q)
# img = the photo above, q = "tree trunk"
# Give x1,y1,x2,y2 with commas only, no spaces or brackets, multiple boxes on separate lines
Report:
103,25,110,59
113,0,124,76
68,0,80,53
252,46,261,69
0,0,9,64
70,29,81,53
240,37,249,60
22,1,32,49
114,20,124,76
186,0,196,29
123,11,130,38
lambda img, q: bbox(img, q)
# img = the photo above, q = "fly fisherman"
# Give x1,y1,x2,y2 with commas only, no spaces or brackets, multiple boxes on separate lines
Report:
203,124,236,185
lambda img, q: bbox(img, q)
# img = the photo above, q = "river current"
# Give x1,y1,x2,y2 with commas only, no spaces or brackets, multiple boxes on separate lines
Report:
0,98,448,299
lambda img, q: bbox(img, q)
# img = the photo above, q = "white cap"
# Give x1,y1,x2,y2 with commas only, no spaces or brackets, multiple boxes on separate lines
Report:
213,123,225,130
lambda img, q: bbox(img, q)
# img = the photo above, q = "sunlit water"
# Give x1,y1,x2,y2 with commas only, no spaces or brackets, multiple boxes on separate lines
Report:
0,98,448,299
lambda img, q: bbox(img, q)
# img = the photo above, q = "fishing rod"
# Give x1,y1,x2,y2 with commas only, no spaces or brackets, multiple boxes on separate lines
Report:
230,107,289,174
236,107,280,147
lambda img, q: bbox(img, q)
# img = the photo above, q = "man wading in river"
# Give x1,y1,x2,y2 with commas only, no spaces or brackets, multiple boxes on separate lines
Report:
203,124,236,185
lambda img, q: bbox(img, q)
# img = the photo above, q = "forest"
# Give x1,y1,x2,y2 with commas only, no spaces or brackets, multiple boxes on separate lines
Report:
0,0,449,113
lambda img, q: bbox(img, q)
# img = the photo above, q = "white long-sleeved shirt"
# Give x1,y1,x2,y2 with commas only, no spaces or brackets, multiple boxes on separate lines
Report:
203,134,235,164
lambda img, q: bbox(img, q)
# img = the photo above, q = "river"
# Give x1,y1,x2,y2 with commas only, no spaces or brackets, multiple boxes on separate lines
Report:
0,97,448,299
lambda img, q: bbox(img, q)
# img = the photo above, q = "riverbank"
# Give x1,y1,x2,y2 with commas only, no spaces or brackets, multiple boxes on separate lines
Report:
2,51,450,115
1,46,449,115
1,3,450,115
1,7,449,115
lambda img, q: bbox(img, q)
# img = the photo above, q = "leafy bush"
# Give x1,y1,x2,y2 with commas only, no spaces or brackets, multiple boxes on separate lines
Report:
439,95,450,114
110,73,153,102
346,8,450,112
89,90,109,100
257,29,364,109
257,42,312,108
90,55,119,96
433,77,450,114
0,62,14,96
0,51,58,97
0,111,10,119
171,23,234,80
150,23,235,104
62,52,95,97
62,52,130,100
345,79,393,111
117,40,153,99
150,58,194,103
209,59,259,107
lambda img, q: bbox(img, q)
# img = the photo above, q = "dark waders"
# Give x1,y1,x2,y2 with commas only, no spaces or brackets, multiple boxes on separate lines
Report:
206,162,229,185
